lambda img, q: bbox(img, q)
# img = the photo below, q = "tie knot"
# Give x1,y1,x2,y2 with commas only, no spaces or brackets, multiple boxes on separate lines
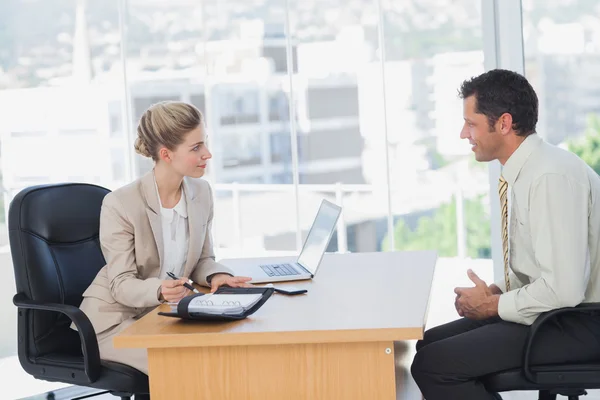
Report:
499,175,507,185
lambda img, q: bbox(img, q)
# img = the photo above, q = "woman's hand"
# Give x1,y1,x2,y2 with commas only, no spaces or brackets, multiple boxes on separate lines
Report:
209,274,253,293
160,278,190,302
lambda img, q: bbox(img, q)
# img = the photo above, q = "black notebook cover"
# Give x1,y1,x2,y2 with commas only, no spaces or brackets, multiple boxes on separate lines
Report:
158,287,274,321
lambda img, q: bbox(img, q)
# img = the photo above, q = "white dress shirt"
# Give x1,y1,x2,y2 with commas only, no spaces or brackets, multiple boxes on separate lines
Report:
154,180,189,280
495,134,600,325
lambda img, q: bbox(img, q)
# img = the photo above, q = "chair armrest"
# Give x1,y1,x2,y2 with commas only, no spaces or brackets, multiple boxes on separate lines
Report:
13,293,101,383
523,302,600,383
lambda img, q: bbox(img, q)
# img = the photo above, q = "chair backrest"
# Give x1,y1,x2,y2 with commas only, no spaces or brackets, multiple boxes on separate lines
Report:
9,183,110,359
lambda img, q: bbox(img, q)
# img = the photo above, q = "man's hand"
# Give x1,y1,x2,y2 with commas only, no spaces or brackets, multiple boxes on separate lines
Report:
489,283,503,295
456,284,502,315
454,292,464,317
454,269,500,320
209,274,253,293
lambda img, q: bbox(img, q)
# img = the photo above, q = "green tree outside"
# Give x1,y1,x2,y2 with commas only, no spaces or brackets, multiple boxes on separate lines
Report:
383,112,600,260
382,194,491,258
568,114,600,175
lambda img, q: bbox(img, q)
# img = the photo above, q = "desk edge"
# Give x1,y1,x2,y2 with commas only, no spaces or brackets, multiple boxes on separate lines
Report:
114,327,424,349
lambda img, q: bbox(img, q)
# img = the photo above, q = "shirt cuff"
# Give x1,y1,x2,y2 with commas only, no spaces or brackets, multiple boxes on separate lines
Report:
498,290,525,324
206,272,233,285
494,278,507,293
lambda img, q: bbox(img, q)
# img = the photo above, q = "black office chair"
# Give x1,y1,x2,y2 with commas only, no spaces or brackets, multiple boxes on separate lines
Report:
9,183,149,400
482,304,600,400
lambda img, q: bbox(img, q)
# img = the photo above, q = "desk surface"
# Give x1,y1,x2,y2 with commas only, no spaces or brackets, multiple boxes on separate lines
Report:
114,251,437,349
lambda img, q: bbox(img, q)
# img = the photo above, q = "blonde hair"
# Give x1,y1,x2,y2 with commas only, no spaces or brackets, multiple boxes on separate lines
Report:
134,101,204,160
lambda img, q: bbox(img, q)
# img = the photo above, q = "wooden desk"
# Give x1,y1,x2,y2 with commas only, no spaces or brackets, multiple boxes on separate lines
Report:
114,251,437,400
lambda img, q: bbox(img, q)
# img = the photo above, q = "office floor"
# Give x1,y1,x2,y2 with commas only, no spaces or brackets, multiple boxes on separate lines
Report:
40,390,600,400
11,257,600,400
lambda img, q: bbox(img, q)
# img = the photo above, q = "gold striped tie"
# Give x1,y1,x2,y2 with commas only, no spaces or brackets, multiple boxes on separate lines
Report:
499,175,511,292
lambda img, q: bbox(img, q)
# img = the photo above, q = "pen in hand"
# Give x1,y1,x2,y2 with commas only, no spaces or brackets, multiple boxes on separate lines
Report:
166,272,200,294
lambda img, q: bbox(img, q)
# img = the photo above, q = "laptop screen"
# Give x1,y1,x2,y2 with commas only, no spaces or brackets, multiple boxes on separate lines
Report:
296,200,341,274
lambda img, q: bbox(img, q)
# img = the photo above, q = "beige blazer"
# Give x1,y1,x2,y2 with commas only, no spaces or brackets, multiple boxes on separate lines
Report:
77,170,233,335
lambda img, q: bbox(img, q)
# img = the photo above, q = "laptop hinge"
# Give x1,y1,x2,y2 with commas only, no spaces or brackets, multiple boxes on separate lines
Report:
297,262,313,277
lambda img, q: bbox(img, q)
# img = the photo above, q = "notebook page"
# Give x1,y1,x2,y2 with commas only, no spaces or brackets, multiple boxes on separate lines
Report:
178,293,263,315
190,293,262,308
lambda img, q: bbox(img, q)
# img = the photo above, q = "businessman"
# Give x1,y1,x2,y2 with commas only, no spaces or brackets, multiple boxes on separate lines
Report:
411,69,600,399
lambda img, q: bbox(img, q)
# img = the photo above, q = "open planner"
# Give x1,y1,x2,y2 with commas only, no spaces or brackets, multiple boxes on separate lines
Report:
170,293,263,315
158,287,274,321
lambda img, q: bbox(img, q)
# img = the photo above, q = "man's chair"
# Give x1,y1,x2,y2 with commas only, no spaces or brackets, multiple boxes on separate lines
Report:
9,183,149,400
482,304,600,400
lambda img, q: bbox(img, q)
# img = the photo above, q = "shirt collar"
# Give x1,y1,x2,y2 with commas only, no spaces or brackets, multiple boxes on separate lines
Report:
502,134,543,186
153,176,188,220
173,190,188,218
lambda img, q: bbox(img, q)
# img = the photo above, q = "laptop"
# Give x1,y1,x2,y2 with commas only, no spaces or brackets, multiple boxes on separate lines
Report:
219,199,342,284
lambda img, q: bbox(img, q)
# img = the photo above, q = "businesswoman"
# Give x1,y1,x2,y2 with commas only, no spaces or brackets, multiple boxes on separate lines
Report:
74,101,252,374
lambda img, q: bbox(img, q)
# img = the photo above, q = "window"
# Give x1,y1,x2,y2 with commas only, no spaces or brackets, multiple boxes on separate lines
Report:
132,96,179,122
200,2,298,244
10,131,45,138
109,113,123,138
269,92,289,122
380,0,488,263
220,132,262,168
217,88,260,125
111,147,126,182
0,0,500,396
190,94,207,117
0,1,125,398
58,129,97,136
305,86,360,119
522,0,600,158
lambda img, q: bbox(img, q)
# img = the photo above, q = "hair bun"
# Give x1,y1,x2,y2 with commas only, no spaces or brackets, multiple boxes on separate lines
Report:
134,136,152,158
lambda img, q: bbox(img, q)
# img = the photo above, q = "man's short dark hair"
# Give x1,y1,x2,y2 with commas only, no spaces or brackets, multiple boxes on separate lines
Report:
459,69,538,136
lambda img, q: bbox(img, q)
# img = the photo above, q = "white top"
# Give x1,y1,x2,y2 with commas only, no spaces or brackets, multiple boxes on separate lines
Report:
155,179,189,280
496,134,600,325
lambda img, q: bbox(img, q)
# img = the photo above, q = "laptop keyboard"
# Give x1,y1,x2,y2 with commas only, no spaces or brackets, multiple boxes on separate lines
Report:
260,263,301,277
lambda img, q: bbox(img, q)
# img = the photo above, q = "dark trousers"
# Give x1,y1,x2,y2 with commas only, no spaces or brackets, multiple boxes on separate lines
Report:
410,314,600,400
